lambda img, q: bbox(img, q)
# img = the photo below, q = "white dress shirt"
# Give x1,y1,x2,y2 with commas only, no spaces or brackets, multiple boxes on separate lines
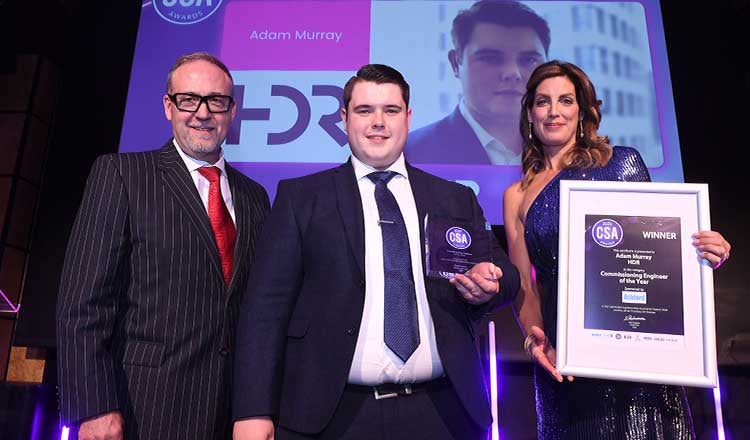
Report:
347,153,444,385
173,140,236,224
459,99,522,165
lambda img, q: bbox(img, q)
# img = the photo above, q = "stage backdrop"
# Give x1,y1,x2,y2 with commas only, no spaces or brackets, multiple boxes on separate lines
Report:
120,0,683,224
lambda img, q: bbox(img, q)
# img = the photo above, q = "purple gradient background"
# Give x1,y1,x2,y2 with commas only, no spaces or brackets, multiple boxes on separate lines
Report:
120,1,682,225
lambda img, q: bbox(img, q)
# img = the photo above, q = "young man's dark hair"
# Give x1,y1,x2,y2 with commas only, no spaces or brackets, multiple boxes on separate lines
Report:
342,63,410,111
451,0,551,63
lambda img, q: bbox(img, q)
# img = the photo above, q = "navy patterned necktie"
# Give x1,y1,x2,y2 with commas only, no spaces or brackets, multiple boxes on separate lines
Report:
367,171,420,362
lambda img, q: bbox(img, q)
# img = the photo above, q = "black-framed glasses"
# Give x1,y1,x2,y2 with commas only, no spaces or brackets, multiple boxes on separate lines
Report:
168,93,234,113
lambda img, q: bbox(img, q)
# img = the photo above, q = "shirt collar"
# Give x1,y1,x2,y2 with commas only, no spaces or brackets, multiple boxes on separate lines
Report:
458,100,522,164
172,139,228,175
458,99,499,149
351,153,409,182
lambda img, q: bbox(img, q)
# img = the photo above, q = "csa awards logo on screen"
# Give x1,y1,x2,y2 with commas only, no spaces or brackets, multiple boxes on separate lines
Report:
153,0,223,25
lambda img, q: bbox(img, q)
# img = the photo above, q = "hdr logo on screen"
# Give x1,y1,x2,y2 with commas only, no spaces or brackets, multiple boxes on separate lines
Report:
152,0,223,25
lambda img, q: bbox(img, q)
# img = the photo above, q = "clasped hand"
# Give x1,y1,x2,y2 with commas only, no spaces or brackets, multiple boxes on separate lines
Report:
450,262,502,305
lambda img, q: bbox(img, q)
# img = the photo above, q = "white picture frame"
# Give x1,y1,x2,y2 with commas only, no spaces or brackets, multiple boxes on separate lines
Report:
557,180,717,387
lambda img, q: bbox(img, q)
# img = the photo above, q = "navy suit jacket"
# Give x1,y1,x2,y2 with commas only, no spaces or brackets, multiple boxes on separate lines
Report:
405,106,492,164
56,141,270,440
233,160,520,434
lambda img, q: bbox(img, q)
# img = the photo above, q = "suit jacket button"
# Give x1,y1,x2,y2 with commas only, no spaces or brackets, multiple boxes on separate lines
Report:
346,328,355,336
359,279,365,287
219,347,230,356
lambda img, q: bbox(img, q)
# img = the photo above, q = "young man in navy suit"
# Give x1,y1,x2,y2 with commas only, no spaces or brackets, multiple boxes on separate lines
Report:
233,64,520,440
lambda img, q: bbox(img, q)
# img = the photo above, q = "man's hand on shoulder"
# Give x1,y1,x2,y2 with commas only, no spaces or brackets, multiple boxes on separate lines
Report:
233,416,274,440
78,411,123,440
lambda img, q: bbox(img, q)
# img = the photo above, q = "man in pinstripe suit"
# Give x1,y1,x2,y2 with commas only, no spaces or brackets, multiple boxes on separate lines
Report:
56,52,270,440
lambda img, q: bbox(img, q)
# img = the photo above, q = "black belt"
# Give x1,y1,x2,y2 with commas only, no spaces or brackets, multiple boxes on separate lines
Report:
346,377,447,400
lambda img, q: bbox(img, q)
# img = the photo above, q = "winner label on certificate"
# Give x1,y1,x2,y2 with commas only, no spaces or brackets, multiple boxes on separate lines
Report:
424,215,491,279
584,215,684,335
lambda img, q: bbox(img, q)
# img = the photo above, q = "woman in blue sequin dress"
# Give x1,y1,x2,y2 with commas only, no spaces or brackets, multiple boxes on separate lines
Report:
503,60,732,439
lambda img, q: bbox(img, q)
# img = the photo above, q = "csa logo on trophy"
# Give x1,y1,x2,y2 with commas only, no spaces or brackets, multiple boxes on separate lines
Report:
445,226,472,250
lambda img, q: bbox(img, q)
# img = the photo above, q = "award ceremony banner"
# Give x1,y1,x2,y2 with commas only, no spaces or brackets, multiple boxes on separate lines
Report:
121,1,682,224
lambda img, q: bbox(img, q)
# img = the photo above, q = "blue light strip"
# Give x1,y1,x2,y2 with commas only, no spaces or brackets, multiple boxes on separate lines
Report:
488,321,500,440
713,378,726,440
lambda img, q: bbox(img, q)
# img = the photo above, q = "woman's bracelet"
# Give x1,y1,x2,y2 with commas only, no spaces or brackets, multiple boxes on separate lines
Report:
523,333,536,359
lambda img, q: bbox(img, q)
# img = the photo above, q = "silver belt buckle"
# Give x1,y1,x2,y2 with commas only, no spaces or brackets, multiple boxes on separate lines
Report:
373,384,412,400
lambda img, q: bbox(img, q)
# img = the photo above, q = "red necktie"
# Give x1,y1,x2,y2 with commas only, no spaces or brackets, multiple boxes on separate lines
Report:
198,166,237,286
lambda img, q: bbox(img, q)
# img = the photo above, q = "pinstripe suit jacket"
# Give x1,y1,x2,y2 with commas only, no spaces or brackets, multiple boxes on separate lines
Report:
56,141,270,440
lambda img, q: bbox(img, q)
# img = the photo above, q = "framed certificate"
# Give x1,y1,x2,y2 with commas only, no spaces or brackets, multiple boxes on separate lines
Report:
556,180,717,387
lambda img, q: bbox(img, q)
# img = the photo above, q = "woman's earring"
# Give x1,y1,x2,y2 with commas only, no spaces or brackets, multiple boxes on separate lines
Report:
579,119,584,138
528,121,533,140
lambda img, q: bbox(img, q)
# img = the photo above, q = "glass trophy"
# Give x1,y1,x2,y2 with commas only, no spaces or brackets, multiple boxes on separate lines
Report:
424,214,493,279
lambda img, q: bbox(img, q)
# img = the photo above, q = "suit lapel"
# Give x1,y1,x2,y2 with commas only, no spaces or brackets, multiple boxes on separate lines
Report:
157,141,224,282
225,164,249,294
406,163,433,272
333,161,365,279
